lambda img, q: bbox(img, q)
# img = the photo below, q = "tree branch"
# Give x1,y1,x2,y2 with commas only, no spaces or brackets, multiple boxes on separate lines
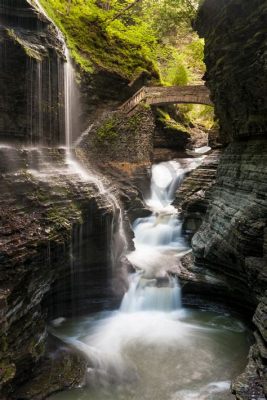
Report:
111,0,142,21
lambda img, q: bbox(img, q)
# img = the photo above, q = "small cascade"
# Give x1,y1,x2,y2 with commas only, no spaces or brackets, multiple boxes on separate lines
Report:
120,273,181,312
121,158,205,313
126,159,203,289
147,160,185,211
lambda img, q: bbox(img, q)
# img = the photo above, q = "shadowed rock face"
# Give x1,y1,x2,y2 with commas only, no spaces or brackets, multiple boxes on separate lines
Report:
196,0,267,144
194,0,267,398
0,3,120,398
174,149,222,239
0,147,115,398
0,0,65,145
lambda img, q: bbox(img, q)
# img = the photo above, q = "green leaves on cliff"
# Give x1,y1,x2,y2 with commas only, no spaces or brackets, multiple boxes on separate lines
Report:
39,0,204,84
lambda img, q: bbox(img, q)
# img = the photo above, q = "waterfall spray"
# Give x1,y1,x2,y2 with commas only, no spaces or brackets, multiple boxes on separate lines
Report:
33,0,128,281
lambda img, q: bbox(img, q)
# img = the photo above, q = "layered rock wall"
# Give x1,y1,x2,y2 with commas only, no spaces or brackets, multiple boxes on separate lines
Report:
194,0,267,397
0,148,114,398
196,0,267,144
0,0,65,145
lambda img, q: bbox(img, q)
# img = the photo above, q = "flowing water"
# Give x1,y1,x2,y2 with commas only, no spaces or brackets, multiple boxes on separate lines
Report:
25,1,128,269
2,3,250,399
49,159,250,400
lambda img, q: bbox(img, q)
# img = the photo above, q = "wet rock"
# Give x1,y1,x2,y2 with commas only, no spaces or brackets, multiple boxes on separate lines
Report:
0,148,115,398
173,149,222,239
0,0,65,145
13,336,87,400
194,1,267,397
196,0,267,144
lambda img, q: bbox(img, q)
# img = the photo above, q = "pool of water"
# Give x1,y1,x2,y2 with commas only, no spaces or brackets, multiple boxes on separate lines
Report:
48,308,250,400
49,159,250,400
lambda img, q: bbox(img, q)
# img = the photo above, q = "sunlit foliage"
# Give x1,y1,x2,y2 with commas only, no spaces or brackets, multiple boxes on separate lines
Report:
40,0,204,84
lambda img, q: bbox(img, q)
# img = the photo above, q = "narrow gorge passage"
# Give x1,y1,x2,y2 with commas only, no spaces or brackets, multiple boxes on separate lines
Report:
1,1,266,399
49,158,250,400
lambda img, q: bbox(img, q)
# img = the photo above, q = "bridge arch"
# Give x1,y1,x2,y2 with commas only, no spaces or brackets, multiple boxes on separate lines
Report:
120,85,213,114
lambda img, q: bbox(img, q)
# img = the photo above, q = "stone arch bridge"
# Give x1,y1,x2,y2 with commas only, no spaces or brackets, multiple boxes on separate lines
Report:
120,85,213,114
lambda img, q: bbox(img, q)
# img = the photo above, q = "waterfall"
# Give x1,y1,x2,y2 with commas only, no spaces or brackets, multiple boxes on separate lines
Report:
33,0,128,284
120,273,181,312
122,158,203,312
48,154,249,400
64,49,73,154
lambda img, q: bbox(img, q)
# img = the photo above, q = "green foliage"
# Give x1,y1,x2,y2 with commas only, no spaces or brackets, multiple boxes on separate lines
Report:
157,108,189,133
160,53,189,85
39,0,159,79
178,104,216,129
41,0,214,136
141,0,198,40
40,0,203,84
96,116,118,142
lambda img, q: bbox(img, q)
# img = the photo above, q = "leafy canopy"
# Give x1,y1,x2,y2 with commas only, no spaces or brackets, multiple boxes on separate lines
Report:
40,0,204,84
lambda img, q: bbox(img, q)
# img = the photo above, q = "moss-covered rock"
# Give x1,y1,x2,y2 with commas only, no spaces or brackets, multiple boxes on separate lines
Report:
80,105,155,165
39,0,159,81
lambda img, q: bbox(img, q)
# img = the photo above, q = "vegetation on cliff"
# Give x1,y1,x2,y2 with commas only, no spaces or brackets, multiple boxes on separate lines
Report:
39,0,214,136
39,0,204,85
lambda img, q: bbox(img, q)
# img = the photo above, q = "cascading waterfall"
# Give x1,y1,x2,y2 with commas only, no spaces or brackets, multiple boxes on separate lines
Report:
49,156,249,400
64,49,73,155
124,159,203,311
1,2,251,399
0,0,128,314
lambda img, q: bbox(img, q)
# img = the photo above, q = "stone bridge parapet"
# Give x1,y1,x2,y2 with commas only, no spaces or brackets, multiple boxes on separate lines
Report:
120,85,213,113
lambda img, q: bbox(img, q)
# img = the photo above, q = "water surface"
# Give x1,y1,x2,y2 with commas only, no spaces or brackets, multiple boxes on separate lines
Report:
49,308,249,400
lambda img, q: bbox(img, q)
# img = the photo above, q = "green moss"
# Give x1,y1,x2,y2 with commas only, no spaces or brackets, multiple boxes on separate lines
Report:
127,113,141,134
39,0,159,80
96,116,118,142
7,29,45,61
0,362,16,384
46,204,82,234
157,108,189,134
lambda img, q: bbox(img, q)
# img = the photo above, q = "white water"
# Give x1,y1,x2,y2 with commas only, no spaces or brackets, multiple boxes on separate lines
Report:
32,0,128,267
50,158,228,386
64,49,74,155
126,158,203,308
33,6,249,399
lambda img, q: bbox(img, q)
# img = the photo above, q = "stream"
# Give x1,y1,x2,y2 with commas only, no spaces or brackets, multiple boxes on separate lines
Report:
49,158,250,400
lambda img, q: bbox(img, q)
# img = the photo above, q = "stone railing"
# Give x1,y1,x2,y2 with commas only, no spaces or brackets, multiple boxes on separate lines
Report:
120,85,213,113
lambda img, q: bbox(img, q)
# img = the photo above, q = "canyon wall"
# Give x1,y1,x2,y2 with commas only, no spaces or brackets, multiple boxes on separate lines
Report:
0,2,119,398
0,150,115,400
194,0,267,398
0,0,65,145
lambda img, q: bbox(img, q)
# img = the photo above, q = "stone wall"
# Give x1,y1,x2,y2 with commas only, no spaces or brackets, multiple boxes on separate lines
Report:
79,105,155,166
194,1,267,398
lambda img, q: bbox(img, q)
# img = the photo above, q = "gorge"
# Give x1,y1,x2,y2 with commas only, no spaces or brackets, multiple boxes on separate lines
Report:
0,1,266,400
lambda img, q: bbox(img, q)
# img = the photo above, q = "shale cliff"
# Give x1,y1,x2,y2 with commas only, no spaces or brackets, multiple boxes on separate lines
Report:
0,0,66,145
193,0,267,398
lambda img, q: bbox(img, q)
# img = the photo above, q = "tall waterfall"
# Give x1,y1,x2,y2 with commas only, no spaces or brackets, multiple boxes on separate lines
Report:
29,1,128,291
